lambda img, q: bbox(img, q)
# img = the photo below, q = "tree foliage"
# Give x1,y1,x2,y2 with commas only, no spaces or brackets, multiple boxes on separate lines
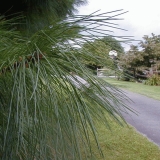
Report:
119,33,160,80
0,0,87,34
81,36,124,72
0,2,129,159
119,45,144,79
139,33,160,67
81,40,113,70
102,36,125,56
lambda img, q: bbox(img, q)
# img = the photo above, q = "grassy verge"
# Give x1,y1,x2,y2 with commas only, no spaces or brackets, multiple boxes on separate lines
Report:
104,78,160,100
89,119,160,160
86,78,160,159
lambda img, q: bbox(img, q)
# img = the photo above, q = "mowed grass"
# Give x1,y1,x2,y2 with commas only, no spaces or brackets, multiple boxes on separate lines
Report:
86,77,160,159
88,119,160,160
104,78,160,100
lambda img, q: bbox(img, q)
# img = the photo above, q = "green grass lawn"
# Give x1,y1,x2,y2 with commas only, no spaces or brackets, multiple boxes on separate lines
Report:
87,77,160,159
104,78,160,100
88,119,160,160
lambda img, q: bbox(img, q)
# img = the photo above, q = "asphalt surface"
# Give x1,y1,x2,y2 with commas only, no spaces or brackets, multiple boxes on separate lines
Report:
121,90,160,147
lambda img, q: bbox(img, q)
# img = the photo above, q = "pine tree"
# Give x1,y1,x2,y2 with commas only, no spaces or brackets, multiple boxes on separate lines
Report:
0,2,129,159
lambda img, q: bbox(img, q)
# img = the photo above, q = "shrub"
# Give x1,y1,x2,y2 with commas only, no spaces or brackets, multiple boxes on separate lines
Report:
145,74,160,86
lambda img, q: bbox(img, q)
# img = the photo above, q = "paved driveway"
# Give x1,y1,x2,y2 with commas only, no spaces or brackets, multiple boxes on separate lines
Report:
121,90,160,147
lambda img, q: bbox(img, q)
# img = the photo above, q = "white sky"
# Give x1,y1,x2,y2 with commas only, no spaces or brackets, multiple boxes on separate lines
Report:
77,0,160,51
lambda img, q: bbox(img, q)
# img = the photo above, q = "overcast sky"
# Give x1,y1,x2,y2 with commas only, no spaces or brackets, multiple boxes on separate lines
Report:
77,0,160,51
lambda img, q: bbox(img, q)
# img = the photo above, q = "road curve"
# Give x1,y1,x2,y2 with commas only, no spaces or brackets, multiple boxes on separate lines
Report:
121,89,160,147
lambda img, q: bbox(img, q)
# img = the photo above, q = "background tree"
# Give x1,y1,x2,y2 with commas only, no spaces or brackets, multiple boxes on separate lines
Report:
119,34,160,80
81,39,113,70
0,2,129,160
102,36,125,57
139,34,160,70
119,45,144,78
81,37,125,75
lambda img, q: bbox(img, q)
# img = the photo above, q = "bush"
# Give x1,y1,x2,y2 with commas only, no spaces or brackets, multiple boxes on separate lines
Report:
145,74,160,86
